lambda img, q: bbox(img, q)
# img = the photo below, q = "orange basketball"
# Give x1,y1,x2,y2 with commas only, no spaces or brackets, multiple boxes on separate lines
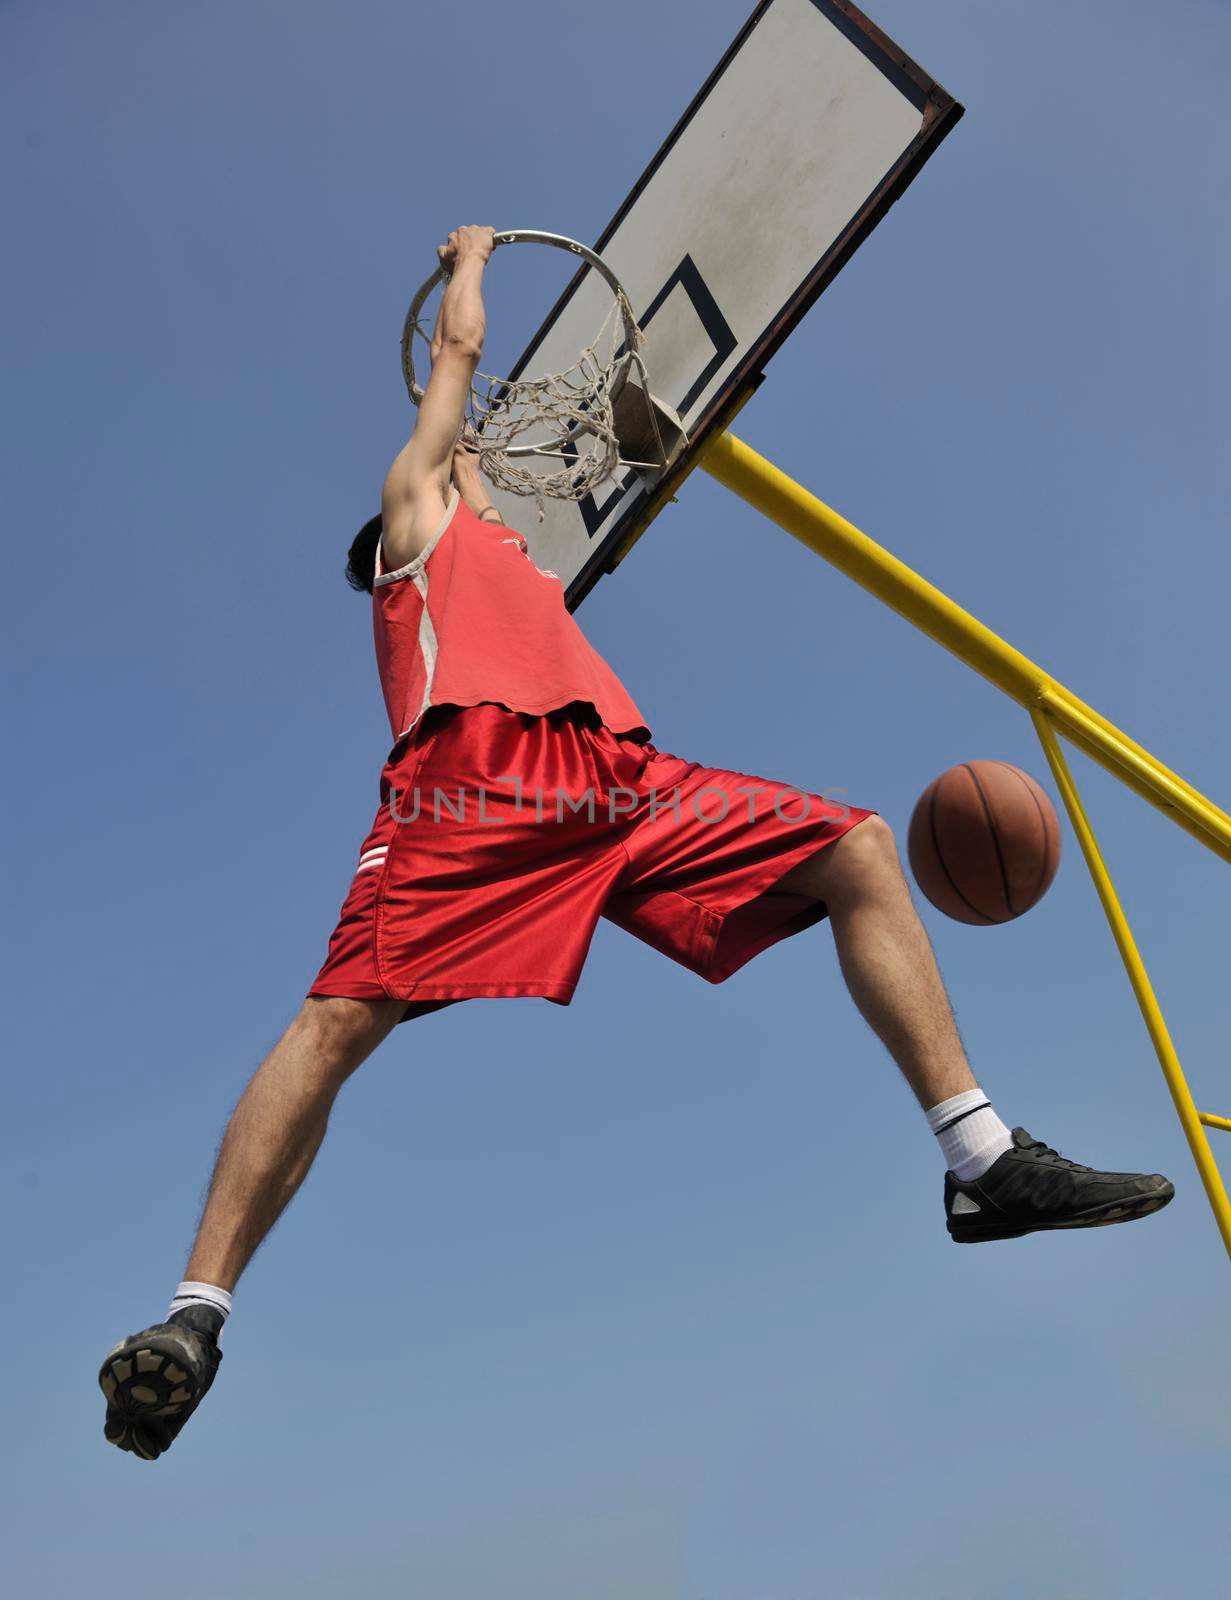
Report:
907,761,1061,925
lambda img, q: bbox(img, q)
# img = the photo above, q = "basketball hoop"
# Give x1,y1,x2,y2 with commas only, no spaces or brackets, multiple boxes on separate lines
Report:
401,230,686,515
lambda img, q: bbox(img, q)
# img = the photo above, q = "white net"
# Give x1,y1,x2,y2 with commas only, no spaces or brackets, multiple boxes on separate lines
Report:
403,235,662,520
405,289,647,519
482,296,643,504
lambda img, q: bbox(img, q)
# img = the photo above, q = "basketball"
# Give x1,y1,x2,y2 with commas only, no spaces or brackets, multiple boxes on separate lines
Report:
907,761,1061,925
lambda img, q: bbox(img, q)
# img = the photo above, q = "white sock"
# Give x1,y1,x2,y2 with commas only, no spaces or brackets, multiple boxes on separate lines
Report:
169,1280,232,1344
926,1088,1014,1181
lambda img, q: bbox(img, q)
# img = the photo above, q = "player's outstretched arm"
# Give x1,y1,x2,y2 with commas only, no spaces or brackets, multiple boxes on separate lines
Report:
381,225,494,569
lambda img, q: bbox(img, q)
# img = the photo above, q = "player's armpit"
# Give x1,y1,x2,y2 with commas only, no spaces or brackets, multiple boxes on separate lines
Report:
379,468,450,572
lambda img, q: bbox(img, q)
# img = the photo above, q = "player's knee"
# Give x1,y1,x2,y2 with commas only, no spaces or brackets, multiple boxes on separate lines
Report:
851,812,897,858
827,814,899,891
292,996,396,1078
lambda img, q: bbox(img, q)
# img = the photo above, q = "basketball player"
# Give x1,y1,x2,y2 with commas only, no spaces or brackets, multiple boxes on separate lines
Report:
99,226,1174,1460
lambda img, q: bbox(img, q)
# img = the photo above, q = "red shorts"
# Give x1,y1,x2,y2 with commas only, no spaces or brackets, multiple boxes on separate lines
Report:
309,702,873,1020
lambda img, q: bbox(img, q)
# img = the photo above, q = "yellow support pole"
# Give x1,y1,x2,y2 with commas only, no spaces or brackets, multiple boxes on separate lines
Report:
1030,710,1231,1260
698,427,1231,1256
700,431,1231,864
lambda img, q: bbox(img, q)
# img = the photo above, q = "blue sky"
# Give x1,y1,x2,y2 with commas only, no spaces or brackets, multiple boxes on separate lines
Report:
4,2,1230,1596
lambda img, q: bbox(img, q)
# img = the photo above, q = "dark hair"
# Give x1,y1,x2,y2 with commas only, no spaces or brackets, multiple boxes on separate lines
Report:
347,514,383,593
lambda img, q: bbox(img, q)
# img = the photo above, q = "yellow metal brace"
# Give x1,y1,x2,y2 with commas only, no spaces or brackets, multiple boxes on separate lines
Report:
700,429,1231,1260
1031,712,1231,1258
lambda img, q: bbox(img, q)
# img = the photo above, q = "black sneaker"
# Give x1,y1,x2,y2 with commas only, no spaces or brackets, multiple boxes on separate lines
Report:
946,1127,1174,1243
99,1303,224,1460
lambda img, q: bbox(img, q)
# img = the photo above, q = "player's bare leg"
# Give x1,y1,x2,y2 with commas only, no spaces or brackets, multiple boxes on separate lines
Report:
780,815,974,1110
99,995,405,1459
185,995,407,1288
779,816,1173,1239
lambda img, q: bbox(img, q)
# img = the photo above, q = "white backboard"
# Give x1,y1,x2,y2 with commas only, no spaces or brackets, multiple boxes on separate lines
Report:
487,0,960,608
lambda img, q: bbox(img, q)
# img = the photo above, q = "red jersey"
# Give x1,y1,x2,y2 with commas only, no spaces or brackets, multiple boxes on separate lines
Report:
372,489,649,744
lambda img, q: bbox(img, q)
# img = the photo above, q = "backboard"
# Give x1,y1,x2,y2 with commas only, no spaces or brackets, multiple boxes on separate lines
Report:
485,0,961,609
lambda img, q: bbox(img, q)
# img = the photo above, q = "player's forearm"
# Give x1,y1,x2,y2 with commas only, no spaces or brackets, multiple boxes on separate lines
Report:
453,455,502,522
461,488,503,523
438,255,486,356
429,297,446,365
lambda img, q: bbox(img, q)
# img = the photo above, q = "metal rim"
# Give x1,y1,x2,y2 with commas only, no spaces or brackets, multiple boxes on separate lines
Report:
400,231,642,458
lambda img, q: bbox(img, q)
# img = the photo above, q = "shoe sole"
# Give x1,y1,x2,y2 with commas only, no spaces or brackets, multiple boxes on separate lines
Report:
99,1327,207,1424
948,1183,1175,1243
